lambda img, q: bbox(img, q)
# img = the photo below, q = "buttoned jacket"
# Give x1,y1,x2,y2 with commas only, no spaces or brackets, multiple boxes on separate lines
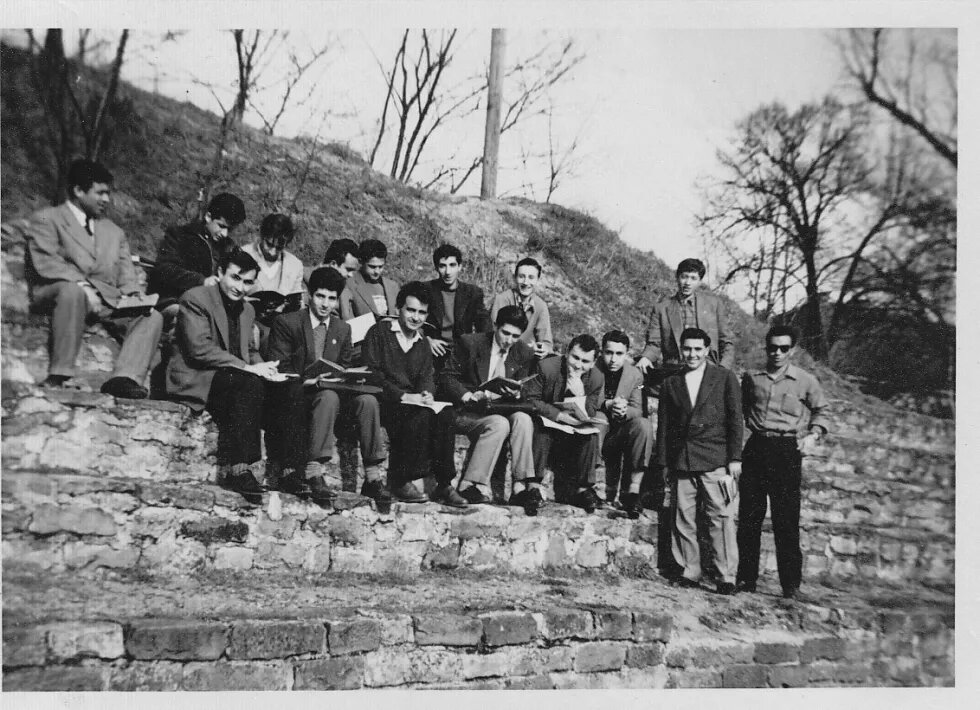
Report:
641,290,734,368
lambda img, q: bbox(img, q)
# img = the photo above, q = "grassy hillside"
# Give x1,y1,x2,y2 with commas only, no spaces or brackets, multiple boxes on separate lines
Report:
2,43,767,364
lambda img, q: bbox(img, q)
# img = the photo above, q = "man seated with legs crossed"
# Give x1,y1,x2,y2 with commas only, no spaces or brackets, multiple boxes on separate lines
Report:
266,267,389,507
166,248,307,500
440,306,541,514
656,327,743,595
362,281,466,507
526,334,604,513
595,330,650,518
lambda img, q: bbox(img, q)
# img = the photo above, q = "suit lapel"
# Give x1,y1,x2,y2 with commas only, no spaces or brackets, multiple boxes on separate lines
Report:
59,204,98,263
207,285,230,349
301,309,317,363
615,363,636,400
692,365,718,413
322,317,346,361
673,374,693,415
666,298,682,355
477,334,493,382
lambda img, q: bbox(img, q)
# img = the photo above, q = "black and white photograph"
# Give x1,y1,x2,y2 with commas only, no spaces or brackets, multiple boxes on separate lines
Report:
0,0,968,701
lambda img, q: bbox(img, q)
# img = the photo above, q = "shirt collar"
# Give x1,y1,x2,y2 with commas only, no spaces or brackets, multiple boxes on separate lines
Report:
512,289,535,312
685,361,707,376
676,291,696,305
389,317,422,344
754,363,799,380
67,201,89,229
309,309,330,330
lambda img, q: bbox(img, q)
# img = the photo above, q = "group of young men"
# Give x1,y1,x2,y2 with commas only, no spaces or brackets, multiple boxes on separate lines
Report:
22,159,829,599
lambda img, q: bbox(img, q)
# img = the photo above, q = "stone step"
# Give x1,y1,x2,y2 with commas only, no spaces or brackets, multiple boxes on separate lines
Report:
825,397,953,455
0,566,954,690
810,437,954,488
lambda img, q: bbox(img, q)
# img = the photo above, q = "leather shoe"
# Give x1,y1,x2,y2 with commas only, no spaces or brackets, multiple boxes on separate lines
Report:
390,481,428,503
508,488,543,517
735,580,757,594
458,485,490,505
223,469,265,495
622,492,643,519
307,476,337,506
782,585,800,600
361,479,392,512
100,376,148,399
42,374,71,388
278,474,312,498
574,488,601,514
716,582,736,596
431,484,468,508
671,575,701,589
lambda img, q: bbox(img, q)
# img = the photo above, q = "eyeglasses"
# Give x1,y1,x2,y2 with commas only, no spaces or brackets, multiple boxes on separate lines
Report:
766,345,792,354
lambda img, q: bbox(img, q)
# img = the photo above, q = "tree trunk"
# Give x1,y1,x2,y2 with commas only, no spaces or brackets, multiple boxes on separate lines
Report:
88,30,129,161
480,29,505,199
801,255,828,360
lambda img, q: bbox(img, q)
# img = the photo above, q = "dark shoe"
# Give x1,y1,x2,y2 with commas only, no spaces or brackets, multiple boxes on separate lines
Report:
391,481,427,503
361,479,392,512
223,469,265,495
100,376,148,399
671,575,701,589
508,488,543,516
42,374,71,388
782,585,800,600
735,580,757,594
574,488,601,514
622,492,643,519
458,485,490,505
278,474,312,498
431,485,468,508
308,476,337,506
716,582,736,596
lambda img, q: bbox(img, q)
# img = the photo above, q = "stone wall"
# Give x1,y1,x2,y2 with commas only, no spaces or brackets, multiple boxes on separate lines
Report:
2,604,953,690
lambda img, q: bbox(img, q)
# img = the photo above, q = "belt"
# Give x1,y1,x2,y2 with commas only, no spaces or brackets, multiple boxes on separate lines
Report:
752,430,798,439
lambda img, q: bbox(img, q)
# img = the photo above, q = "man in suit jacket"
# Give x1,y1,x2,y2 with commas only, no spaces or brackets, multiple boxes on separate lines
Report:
440,306,540,514
166,248,307,499
265,267,387,506
594,331,650,518
656,327,743,595
339,239,400,321
525,334,605,513
424,243,490,364
24,159,163,398
637,258,734,374
489,257,553,359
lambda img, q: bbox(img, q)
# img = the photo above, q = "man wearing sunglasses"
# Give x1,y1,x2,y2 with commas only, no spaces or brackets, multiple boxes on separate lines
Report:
736,325,829,600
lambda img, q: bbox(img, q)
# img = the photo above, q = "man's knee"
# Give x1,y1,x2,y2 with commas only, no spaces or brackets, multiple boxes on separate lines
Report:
509,411,533,434
312,389,341,410
484,414,509,436
352,393,379,415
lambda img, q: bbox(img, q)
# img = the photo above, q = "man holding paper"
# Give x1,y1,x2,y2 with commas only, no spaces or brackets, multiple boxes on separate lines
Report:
362,281,466,507
655,327,743,595
525,334,605,513
440,306,540,513
265,267,388,506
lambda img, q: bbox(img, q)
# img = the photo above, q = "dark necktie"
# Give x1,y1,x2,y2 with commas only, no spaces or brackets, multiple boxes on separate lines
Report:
492,348,507,379
313,321,327,358
85,218,94,238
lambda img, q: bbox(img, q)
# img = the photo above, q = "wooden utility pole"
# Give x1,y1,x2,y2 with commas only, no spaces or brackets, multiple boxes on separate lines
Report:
480,29,505,199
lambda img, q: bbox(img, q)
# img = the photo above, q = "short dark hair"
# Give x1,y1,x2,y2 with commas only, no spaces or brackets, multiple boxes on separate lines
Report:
218,246,259,275
396,281,431,309
324,238,359,266
308,266,346,297
568,334,600,356
514,257,541,276
676,258,706,279
679,327,711,348
359,239,388,262
766,325,798,347
207,193,247,226
260,213,295,244
601,330,630,349
67,159,113,192
432,243,462,267
494,305,529,332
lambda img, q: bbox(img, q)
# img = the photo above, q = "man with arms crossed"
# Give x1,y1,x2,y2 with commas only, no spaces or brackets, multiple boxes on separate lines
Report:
490,257,553,359
656,327,742,595
441,305,541,514
266,267,388,506
737,325,829,600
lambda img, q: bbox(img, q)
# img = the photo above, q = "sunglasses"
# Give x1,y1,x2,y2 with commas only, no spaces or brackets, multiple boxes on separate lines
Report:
766,345,792,354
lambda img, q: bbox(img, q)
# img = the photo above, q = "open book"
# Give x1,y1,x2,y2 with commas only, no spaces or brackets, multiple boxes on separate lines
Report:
112,293,159,318
247,291,303,315
477,373,538,396
539,396,600,435
302,358,378,385
556,396,591,422
346,312,376,344
540,417,600,436
403,399,453,414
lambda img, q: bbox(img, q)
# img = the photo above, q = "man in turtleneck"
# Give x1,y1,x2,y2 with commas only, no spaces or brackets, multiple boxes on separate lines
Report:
423,243,490,370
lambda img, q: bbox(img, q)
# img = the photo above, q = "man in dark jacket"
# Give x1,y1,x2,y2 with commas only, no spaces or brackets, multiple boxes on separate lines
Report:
656,327,743,595
424,243,490,364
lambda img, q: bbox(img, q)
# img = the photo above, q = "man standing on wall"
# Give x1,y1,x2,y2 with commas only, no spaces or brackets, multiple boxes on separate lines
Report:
737,325,829,600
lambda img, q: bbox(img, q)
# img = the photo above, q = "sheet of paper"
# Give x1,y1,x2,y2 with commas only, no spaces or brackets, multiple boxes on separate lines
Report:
540,416,599,436
404,399,453,414
347,313,376,344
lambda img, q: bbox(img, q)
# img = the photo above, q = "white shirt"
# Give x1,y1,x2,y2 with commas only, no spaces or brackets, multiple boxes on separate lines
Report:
67,201,91,233
390,318,422,353
685,362,707,406
309,310,330,331
488,340,508,381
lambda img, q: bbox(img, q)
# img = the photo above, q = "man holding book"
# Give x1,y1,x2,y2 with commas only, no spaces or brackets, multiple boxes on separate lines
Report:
244,213,305,352
266,267,388,506
490,257,553,359
525,334,605,513
440,305,541,514
24,159,164,399
362,281,466,507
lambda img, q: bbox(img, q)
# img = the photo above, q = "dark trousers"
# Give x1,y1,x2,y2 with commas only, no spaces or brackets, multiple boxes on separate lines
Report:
532,426,598,499
382,403,456,487
206,369,306,469
736,435,803,591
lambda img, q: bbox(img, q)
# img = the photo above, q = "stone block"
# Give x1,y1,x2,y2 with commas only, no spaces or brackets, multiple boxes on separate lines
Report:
539,608,594,641
425,543,461,569
407,648,462,684
665,668,723,689
575,538,608,567
626,643,665,667
632,611,673,642
28,503,116,536
3,665,106,691
768,665,810,688
134,482,215,512
229,620,326,659
543,534,571,567
481,611,537,647
809,661,873,684
460,649,516,680
573,641,627,672
212,545,254,571
362,647,412,687
328,515,373,546
413,614,482,646
723,663,768,688
47,621,124,661
328,618,382,655
753,641,801,664
179,518,248,544
595,609,632,640
800,636,847,663
294,656,365,690
106,661,183,691
125,620,228,661
182,660,291,691
2,624,48,667
666,640,754,668
330,546,375,572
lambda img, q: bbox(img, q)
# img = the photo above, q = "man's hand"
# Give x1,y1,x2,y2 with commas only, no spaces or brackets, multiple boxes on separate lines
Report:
533,342,550,359
556,412,580,426
798,431,821,455
610,396,628,419
727,461,742,481
419,390,435,405
79,282,106,315
401,392,424,405
635,356,653,374
428,337,449,357
464,390,489,404
244,360,280,379
499,385,520,400
203,275,220,287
